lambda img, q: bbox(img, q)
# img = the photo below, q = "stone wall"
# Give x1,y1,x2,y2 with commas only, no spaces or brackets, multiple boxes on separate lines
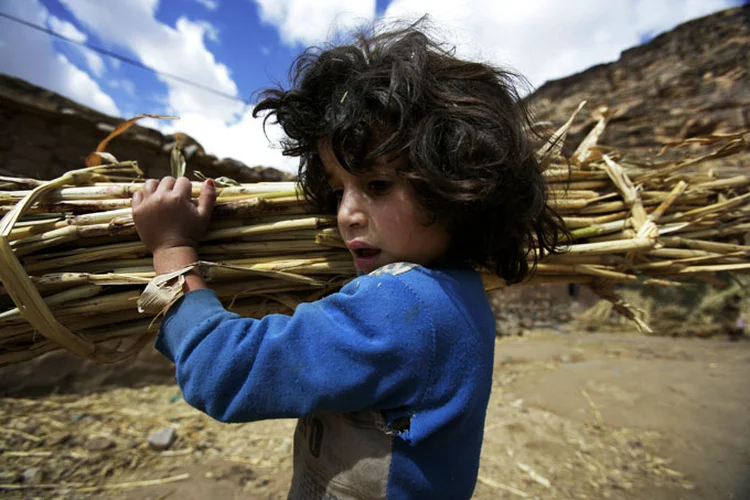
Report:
490,283,599,336
0,74,293,182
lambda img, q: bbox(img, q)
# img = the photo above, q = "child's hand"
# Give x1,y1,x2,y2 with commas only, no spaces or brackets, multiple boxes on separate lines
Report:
131,177,216,254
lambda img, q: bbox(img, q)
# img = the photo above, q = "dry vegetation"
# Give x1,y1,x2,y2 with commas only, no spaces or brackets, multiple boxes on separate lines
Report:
1,106,747,365
4,328,748,499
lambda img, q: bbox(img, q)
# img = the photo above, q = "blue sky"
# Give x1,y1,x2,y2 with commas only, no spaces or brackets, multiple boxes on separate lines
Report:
0,0,742,173
41,0,298,112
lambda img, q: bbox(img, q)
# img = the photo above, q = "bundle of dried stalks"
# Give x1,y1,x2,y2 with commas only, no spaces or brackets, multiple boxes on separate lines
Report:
0,105,748,364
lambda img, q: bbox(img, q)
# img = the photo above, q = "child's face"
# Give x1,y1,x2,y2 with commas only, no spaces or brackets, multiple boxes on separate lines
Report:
318,140,450,274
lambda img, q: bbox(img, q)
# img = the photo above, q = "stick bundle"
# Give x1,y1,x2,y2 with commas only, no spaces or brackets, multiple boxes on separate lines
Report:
0,105,748,364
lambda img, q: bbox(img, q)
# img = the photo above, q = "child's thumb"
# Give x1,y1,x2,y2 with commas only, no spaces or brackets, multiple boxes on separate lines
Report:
197,179,216,219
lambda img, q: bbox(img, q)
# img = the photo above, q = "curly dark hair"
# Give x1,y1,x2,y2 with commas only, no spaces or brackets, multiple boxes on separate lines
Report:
254,20,568,284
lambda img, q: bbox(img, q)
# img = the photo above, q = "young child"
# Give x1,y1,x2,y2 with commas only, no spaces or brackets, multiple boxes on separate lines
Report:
131,22,566,499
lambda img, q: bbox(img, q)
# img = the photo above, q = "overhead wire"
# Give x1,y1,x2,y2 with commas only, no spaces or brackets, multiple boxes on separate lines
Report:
0,10,249,104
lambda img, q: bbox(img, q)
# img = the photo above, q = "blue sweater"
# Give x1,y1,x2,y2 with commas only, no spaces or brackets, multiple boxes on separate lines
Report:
156,263,496,499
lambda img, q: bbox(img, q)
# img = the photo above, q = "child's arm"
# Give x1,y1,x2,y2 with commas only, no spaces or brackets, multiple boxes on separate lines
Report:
131,177,216,293
157,274,436,424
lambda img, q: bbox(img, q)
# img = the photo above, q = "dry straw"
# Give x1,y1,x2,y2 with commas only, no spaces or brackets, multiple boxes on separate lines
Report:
0,106,748,364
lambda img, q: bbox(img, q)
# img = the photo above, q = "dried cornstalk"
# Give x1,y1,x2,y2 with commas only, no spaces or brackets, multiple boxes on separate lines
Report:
0,104,748,364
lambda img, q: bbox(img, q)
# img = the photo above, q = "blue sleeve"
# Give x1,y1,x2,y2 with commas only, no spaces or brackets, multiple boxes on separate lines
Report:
155,275,435,423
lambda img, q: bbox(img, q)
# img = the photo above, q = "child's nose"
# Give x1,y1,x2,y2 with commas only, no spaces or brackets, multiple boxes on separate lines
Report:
338,190,366,228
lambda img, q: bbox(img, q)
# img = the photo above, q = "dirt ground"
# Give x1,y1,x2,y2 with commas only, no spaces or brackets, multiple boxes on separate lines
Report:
1,329,749,499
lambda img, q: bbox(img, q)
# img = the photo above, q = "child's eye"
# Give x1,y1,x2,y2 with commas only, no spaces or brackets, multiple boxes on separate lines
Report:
367,180,392,195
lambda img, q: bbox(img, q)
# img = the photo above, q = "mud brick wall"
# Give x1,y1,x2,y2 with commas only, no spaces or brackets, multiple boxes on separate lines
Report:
0,74,292,182
490,284,599,336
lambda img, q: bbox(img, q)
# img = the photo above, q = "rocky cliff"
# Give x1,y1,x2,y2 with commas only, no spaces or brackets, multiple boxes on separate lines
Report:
0,74,293,182
527,5,749,162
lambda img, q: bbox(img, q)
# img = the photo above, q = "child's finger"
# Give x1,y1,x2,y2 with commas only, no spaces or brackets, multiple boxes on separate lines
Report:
174,177,193,200
157,176,176,193
197,179,216,220
143,179,159,193
131,190,142,208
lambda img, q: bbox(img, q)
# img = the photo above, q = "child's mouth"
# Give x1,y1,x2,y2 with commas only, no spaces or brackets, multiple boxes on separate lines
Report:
354,248,379,258
353,248,381,271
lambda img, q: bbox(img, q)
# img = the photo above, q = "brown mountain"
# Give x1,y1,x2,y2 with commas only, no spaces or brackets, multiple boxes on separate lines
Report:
527,5,749,163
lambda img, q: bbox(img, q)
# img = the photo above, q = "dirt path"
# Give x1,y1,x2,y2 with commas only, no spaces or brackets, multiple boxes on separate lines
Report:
478,331,750,499
1,331,748,499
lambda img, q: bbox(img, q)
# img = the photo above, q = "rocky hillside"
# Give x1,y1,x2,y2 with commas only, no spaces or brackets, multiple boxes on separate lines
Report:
1,6,746,182
527,5,749,162
0,74,292,182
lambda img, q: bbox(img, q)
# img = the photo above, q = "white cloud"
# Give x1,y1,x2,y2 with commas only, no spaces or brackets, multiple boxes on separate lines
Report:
161,109,299,173
383,0,740,89
59,0,239,121
55,0,300,172
81,50,106,77
109,78,137,97
194,0,219,10
47,15,106,77
47,15,86,42
197,20,220,43
253,0,377,46
0,0,119,115
56,53,119,114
